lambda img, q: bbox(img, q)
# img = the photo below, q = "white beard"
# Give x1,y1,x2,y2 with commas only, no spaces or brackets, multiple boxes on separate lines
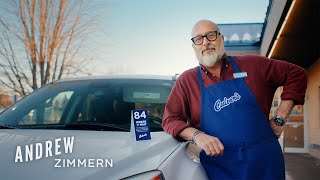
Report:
198,45,225,67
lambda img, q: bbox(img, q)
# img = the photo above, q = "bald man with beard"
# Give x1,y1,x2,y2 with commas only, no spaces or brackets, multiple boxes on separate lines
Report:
162,20,307,179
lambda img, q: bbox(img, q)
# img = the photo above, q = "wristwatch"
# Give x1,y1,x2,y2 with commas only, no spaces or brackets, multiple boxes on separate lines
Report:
191,130,204,145
273,115,287,126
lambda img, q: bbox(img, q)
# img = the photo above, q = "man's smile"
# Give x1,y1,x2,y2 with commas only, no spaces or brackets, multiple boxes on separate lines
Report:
202,48,215,54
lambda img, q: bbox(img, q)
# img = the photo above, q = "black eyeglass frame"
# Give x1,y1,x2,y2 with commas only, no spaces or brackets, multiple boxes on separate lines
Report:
191,31,221,45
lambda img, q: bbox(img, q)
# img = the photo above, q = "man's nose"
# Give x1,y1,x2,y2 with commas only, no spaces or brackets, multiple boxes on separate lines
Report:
202,37,210,46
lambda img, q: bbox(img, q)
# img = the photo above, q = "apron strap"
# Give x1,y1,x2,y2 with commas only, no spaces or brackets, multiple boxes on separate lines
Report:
197,66,205,130
197,66,204,91
228,56,241,73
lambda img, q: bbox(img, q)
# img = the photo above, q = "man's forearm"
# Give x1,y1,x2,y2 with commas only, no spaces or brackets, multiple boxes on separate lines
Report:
178,127,199,141
276,99,295,119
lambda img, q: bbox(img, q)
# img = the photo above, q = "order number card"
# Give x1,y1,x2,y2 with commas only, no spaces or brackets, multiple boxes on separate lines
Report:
132,110,151,141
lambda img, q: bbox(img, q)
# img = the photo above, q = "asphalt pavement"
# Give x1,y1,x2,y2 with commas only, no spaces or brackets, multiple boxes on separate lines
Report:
285,153,320,180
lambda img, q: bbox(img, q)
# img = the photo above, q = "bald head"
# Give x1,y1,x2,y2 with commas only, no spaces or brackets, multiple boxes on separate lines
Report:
191,20,220,37
191,20,225,67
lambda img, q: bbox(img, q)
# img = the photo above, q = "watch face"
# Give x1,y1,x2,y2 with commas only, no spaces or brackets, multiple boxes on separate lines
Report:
274,117,284,126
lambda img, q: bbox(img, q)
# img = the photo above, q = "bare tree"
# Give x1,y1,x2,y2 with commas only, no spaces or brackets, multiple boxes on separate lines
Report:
0,0,97,96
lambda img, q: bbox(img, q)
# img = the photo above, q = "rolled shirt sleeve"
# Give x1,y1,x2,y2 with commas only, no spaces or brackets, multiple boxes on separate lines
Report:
263,57,308,105
162,76,191,140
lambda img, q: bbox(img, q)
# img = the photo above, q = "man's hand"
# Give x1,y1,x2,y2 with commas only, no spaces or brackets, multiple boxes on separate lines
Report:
270,119,285,138
194,133,224,156
178,127,224,156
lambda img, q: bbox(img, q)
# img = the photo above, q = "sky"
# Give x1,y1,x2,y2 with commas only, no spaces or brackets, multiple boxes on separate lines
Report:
89,0,270,76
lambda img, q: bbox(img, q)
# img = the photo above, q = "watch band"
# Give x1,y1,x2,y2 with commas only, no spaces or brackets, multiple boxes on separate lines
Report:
191,130,204,145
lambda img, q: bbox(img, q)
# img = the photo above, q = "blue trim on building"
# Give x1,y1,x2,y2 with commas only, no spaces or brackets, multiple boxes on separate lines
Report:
217,23,263,48
225,46,260,51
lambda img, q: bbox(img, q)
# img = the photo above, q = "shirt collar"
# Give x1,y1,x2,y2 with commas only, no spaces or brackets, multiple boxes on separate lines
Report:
199,53,230,75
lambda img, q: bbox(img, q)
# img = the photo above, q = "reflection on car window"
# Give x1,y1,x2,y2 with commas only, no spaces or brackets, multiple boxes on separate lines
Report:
19,91,73,125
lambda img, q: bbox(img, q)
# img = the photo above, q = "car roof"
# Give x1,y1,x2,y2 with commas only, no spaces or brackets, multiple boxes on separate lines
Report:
55,74,179,83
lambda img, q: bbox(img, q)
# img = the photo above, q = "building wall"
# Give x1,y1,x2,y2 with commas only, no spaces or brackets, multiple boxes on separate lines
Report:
305,57,320,159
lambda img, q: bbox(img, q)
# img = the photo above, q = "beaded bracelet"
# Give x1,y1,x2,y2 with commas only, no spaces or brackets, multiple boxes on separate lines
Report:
191,130,204,145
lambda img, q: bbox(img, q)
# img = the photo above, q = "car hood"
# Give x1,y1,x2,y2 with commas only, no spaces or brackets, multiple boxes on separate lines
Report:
0,129,180,180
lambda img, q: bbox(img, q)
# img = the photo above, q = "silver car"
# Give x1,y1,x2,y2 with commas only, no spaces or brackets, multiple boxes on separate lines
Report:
0,75,208,180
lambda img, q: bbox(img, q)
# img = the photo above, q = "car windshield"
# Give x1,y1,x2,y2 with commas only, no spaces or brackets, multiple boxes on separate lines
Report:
0,78,174,132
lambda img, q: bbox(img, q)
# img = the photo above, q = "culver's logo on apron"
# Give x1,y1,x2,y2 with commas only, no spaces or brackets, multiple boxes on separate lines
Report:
214,92,241,112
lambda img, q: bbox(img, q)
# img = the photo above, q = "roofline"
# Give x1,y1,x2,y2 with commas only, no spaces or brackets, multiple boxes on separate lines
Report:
260,0,291,56
260,0,273,47
266,0,293,57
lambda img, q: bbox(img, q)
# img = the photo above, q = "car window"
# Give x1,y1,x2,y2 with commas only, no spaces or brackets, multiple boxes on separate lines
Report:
0,78,174,132
18,91,73,125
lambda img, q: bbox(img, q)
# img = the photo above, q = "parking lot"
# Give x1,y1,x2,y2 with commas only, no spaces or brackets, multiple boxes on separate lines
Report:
285,153,320,180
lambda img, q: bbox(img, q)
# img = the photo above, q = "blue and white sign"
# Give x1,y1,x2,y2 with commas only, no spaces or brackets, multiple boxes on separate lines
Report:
132,110,151,141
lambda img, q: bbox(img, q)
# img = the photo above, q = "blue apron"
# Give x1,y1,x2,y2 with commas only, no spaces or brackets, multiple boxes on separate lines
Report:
198,56,285,180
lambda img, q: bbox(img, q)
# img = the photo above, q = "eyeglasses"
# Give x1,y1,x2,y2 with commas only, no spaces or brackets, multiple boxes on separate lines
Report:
191,31,221,45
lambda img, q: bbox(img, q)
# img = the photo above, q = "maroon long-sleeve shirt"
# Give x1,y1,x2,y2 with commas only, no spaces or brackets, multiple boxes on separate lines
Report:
162,54,308,140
